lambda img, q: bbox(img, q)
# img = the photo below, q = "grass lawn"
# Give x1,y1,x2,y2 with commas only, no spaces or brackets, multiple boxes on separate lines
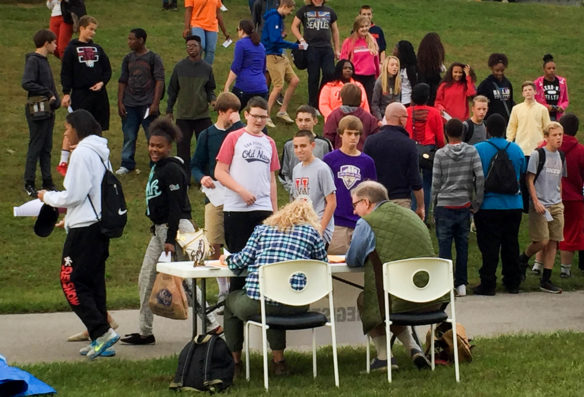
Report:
1,0,584,313
17,332,584,396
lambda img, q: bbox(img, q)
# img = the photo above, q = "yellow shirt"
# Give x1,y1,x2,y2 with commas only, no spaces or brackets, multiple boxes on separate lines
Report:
506,100,551,156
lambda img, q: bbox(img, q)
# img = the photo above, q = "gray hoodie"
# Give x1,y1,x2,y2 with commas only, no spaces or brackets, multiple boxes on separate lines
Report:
431,142,484,209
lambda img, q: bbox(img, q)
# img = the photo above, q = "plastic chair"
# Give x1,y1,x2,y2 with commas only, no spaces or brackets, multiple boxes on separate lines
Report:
378,257,459,382
244,259,339,390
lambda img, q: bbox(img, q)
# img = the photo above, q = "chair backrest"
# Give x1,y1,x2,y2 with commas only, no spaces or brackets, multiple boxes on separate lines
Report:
382,257,453,303
258,260,332,306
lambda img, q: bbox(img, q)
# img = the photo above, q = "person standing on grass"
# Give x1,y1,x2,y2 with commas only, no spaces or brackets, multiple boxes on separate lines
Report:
183,0,230,65
463,95,489,145
58,15,111,176
22,29,60,197
323,115,376,254
370,55,401,121
416,32,445,107
261,0,302,128
291,0,341,110
393,40,416,107
435,62,477,122
292,130,337,245
518,122,567,294
115,28,165,176
38,109,119,360
476,53,515,124
431,119,484,297
358,5,386,64
191,92,245,303
279,105,332,198
473,114,525,296
166,35,215,174
534,54,569,122
121,118,221,346
556,114,584,279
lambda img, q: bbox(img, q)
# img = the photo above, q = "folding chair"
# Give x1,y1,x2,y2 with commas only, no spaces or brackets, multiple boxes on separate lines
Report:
244,259,339,390
382,257,459,382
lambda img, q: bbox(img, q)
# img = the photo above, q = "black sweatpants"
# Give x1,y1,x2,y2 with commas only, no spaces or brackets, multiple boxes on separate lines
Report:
24,109,54,187
176,118,212,174
71,88,110,131
61,223,110,340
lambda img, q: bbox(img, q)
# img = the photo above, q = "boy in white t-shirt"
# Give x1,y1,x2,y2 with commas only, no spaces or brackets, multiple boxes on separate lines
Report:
292,130,337,244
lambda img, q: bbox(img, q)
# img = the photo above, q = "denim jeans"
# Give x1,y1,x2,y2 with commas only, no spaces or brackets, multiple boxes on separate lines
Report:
121,105,152,170
305,45,335,108
434,206,470,287
191,27,218,65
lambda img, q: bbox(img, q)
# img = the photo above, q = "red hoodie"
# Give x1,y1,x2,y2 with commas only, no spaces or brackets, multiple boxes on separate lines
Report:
561,135,584,201
435,79,476,121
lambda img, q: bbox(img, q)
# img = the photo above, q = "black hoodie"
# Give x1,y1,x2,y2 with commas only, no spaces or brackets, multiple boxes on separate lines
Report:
145,157,192,245
60,39,111,94
22,52,60,110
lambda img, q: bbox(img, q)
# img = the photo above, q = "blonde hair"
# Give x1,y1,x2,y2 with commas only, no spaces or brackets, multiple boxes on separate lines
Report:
472,95,489,105
380,56,401,96
543,121,563,136
349,16,378,57
263,199,322,232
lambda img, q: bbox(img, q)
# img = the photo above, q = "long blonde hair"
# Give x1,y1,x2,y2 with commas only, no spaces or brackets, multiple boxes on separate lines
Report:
380,56,401,96
349,15,378,57
263,199,322,232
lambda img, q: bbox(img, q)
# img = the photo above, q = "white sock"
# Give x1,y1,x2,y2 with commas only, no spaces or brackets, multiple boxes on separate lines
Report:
217,277,229,295
60,150,70,164
395,327,420,353
372,335,387,360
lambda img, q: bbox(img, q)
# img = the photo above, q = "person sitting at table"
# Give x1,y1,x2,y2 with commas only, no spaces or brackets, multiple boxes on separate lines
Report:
346,180,449,371
220,199,328,377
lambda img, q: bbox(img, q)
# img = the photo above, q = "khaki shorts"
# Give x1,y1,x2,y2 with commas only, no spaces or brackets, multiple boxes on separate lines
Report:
390,198,411,209
327,225,354,255
528,202,564,242
266,55,297,88
204,203,225,245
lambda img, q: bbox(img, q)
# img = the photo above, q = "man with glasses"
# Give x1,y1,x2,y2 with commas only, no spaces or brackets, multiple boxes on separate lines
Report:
363,102,425,219
215,96,280,291
166,35,215,172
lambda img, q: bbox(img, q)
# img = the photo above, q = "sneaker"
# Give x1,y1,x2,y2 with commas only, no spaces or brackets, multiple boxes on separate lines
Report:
504,285,520,294
539,280,562,294
365,357,398,373
56,162,68,177
532,262,543,275
276,94,284,106
115,166,130,175
518,253,529,282
472,284,496,296
80,341,116,357
24,184,37,197
265,118,276,128
276,111,294,124
560,265,571,278
42,183,57,191
456,284,467,297
120,333,156,345
411,349,431,370
86,328,119,360
271,359,290,376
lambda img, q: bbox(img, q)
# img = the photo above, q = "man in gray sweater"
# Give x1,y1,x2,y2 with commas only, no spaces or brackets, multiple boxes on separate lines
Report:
432,119,484,296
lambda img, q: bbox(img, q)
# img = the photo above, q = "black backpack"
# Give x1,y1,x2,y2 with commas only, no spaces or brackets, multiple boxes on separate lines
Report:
534,147,566,182
87,150,128,238
170,334,234,393
484,141,520,195
463,119,475,143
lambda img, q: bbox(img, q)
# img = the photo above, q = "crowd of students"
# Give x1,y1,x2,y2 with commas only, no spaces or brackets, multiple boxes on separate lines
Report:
23,0,580,371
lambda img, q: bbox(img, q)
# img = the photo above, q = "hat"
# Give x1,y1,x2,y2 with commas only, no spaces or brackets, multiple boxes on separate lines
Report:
34,204,59,237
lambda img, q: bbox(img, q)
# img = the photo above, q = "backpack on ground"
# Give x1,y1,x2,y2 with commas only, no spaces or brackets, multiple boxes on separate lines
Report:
484,141,519,195
170,334,234,393
87,150,128,238
424,321,473,364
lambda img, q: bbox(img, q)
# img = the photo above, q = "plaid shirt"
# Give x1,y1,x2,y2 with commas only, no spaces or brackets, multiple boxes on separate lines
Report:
226,224,328,302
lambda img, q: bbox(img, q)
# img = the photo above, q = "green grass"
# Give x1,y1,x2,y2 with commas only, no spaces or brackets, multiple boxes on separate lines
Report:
1,0,584,313
17,332,584,396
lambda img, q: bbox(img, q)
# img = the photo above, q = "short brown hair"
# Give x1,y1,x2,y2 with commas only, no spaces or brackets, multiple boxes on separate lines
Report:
340,83,362,107
79,15,98,28
215,92,241,112
337,115,363,135
294,129,315,142
33,29,56,48
521,80,536,90
280,0,296,7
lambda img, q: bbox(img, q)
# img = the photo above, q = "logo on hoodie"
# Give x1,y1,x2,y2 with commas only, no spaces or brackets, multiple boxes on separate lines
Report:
337,165,361,190
76,46,99,67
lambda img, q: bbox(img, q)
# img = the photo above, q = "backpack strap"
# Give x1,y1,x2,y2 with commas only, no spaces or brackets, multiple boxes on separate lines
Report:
491,81,511,117
534,147,545,182
203,335,218,386
83,147,110,222
463,119,474,143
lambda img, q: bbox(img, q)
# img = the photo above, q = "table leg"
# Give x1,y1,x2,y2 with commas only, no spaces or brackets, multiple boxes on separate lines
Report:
201,278,207,334
191,277,198,338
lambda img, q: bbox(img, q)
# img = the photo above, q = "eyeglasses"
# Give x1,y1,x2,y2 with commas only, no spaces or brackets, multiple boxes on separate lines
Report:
186,44,199,48
352,199,365,209
248,113,269,120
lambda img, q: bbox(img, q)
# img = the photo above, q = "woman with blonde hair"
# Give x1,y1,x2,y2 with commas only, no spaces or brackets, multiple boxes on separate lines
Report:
340,15,380,104
371,56,401,120
220,199,327,375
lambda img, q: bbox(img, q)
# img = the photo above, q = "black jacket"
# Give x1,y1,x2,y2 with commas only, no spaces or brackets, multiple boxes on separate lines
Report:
22,53,60,110
145,157,192,245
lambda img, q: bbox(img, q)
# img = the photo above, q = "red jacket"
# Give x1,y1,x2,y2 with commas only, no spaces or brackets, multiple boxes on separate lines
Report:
405,105,445,148
561,135,584,201
435,79,476,121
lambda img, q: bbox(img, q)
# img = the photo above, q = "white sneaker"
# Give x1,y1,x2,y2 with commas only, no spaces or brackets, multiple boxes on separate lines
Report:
86,328,119,360
456,285,467,297
532,262,543,275
115,166,130,175
560,265,571,278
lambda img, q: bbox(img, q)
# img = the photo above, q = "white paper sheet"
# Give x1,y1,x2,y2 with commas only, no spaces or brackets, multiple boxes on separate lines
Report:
201,180,226,207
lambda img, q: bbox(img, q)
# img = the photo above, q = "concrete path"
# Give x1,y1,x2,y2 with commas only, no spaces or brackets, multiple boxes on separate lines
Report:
1,290,583,365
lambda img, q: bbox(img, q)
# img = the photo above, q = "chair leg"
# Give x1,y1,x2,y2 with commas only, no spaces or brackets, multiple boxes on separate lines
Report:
331,326,339,387
385,321,392,383
262,324,269,390
430,323,435,370
452,322,460,382
312,328,317,378
366,336,371,373
244,322,250,381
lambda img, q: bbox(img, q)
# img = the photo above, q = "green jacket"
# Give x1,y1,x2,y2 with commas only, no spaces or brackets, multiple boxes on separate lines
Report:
166,57,215,120
360,201,449,334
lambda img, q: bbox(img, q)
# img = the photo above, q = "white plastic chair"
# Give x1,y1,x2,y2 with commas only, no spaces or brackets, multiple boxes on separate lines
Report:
379,257,459,382
244,259,339,390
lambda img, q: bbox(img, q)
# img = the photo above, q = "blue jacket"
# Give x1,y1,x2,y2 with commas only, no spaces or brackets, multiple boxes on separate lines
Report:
261,9,298,55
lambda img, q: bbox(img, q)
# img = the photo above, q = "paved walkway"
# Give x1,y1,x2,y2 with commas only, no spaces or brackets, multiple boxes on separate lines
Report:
1,290,583,365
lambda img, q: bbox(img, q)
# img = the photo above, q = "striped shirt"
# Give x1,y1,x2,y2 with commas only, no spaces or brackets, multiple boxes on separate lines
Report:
226,224,328,302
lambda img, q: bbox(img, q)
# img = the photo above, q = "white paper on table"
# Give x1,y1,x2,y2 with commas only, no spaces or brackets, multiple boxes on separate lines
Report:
158,251,172,263
143,107,150,119
544,209,553,222
222,38,233,48
13,199,44,217
201,180,226,207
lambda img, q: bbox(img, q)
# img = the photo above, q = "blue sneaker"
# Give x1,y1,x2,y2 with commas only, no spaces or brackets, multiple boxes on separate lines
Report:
80,341,116,357
86,328,120,360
